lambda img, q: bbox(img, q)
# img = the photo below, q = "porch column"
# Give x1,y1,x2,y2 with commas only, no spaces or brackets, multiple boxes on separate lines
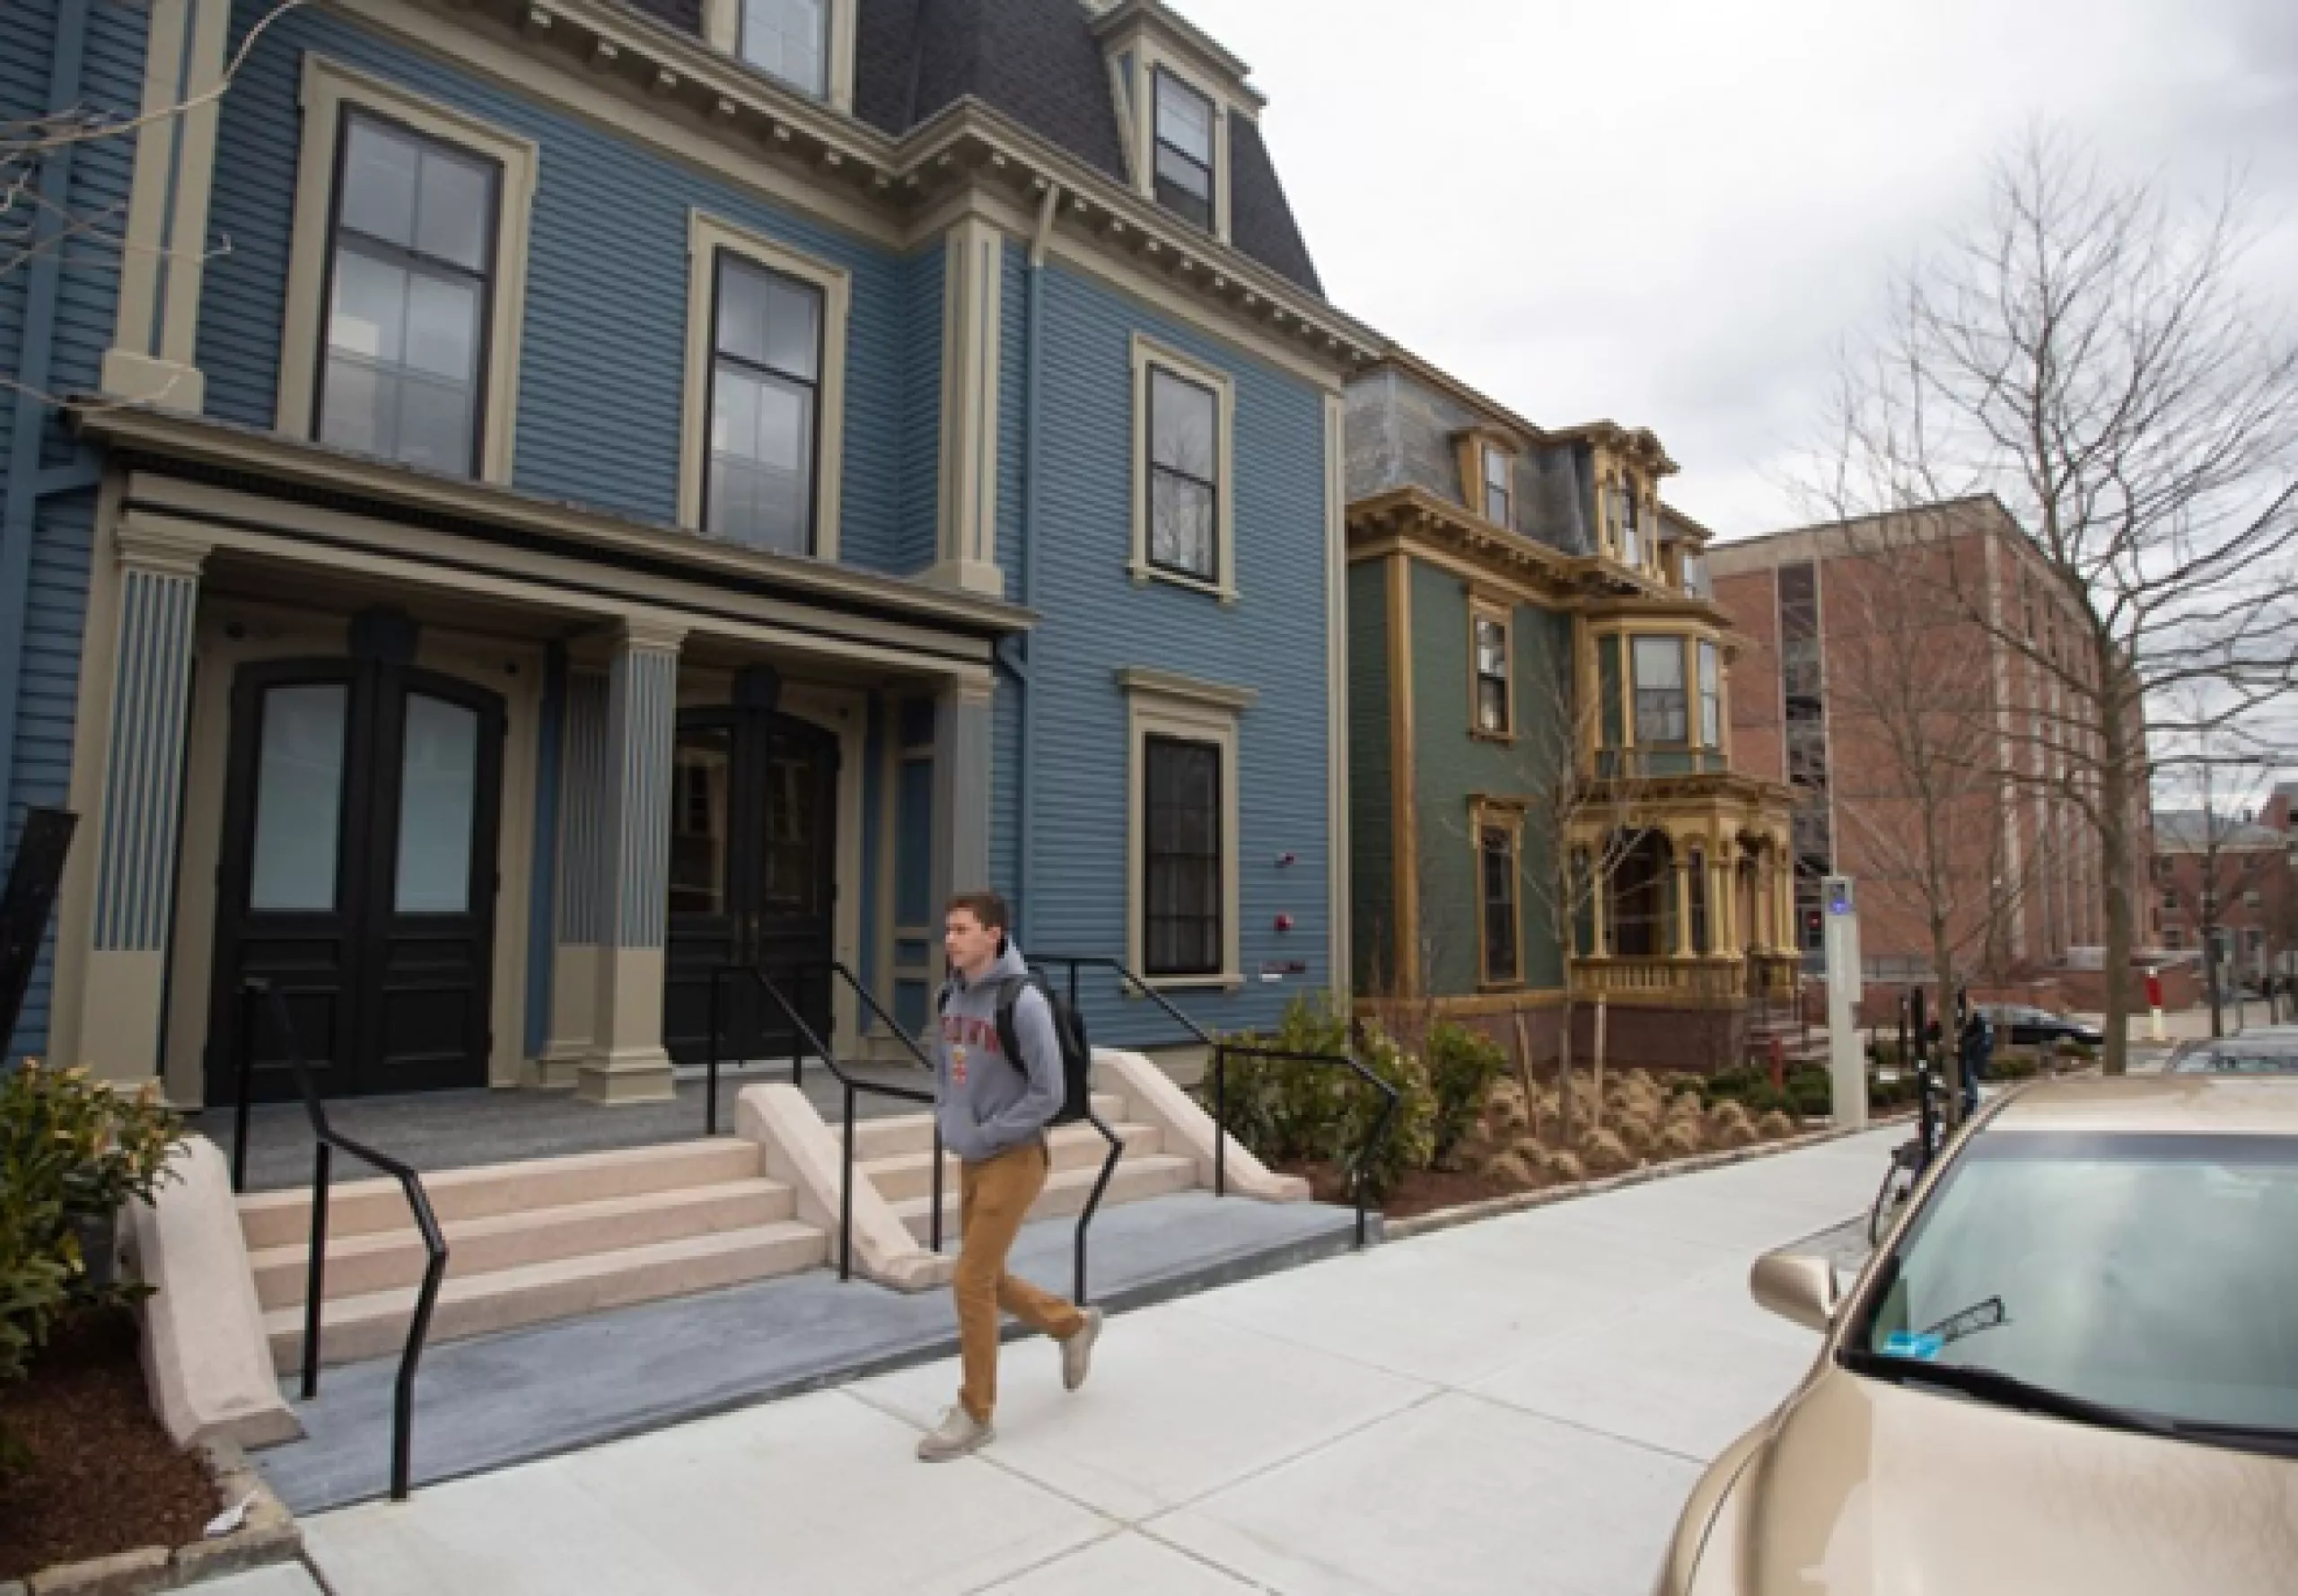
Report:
1774,843,1796,952
77,522,208,1083
1714,855,1738,954
1671,844,1694,959
1592,855,1613,958
578,621,685,1104
931,671,996,909
538,668,610,1087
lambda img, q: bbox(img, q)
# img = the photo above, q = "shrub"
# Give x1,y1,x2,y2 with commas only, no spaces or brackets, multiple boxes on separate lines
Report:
1424,1022,1508,1169
1785,1067,1832,1119
2,1060,185,1471
1993,1052,2041,1081
1197,994,1436,1202
1869,1038,1903,1066
1757,1109,1799,1140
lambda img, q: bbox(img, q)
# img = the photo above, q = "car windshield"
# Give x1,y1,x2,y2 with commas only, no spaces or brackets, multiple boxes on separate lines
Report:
1852,1131,2298,1434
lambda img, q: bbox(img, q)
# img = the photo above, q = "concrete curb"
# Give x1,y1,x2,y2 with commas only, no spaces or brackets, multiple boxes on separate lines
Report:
13,1437,301,1595
1382,1111,1916,1243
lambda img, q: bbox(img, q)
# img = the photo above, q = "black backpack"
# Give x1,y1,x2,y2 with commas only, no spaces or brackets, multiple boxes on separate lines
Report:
940,972,1093,1127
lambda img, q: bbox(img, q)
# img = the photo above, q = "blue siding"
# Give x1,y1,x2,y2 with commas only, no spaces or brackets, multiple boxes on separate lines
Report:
989,240,1027,909
4,494,97,1062
1021,263,1334,1047
898,244,944,576
197,4,938,574
857,694,884,996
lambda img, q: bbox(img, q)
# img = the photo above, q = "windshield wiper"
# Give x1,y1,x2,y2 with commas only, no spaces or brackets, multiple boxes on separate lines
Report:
1840,1350,2182,1442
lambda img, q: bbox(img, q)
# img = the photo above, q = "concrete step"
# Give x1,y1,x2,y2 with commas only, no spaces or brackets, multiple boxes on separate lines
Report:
848,1092,1129,1162
889,1152,1200,1244
249,1178,799,1311
862,1121,1164,1204
266,1221,828,1371
238,1139,762,1251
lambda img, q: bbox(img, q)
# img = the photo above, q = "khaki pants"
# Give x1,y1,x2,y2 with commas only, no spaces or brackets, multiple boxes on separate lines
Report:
955,1139,1083,1422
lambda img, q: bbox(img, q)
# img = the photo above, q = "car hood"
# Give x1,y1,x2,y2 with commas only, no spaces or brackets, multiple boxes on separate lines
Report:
1715,1365,2298,1595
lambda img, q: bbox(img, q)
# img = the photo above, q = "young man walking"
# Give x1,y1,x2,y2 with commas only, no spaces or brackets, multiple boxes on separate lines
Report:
916,891,1102,1462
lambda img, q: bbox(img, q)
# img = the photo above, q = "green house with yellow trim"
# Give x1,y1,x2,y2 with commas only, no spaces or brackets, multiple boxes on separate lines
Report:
1344,353,1797,1071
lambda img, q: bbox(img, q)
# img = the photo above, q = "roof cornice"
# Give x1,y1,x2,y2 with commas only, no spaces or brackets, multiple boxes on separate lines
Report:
374,0,1369,364
1090,0,1265,110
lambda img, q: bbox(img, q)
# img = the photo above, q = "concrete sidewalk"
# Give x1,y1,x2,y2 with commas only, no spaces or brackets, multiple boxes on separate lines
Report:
227,1127,1899,1596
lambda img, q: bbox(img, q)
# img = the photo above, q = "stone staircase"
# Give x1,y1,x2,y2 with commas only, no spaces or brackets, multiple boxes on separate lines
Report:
236,1070,1242,1374
241,1139,827,1371
849,1092,1198,1244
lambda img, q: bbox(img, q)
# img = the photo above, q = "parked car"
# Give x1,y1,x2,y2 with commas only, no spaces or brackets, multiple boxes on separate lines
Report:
2167,1029,2298,1075
1975,1003,2104,1048
1654,1076,2298,1596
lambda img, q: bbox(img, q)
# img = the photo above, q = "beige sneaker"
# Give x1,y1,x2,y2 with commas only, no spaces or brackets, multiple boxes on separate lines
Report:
1062,1308,1104,1393
917,1406,994,1463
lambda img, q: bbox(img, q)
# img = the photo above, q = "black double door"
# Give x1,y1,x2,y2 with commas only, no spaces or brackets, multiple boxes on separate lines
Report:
209,658,505,1103
662,706,839,1066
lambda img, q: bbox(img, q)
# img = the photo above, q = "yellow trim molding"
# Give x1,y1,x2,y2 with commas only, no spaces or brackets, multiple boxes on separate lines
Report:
276,55,539,486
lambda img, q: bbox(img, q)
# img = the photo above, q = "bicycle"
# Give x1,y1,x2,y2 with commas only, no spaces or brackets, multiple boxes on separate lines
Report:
1867,1058,1945,1246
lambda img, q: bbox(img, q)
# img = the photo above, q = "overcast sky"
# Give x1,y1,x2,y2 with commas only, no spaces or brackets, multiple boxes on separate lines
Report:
1178,0,2298,543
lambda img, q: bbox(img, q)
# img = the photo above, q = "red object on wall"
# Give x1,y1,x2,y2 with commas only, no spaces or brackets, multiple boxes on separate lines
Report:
2145,971,2164,1009
1275,914,1294,933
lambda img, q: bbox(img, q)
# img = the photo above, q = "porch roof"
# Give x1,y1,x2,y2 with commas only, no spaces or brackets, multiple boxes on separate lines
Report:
76,406,1036,653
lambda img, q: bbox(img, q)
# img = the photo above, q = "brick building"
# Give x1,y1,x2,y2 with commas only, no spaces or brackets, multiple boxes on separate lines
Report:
1708,498,2151,985
2154,788,2298,983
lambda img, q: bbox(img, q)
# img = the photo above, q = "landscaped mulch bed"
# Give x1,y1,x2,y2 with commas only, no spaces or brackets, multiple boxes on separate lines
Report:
1279,1160,1529,1219
0,1308,215,1583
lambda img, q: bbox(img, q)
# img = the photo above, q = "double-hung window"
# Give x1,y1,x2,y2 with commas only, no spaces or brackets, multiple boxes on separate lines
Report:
1632,636,1688,745
1153,70,1215,231
741,0,827,95
1144,735,1223,978
1472,609,1512,737
1147,366,1220,581
706,254,824,555
1479,822,1521,986
1617,487,1645,567
1697,640,1724,749
318,111,500,477
1482,446,1513,525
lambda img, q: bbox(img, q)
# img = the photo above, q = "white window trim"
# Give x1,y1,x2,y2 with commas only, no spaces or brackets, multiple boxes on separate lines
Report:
1130,334,1237,603
704,0,858,112
1120,668,1252,991
678,209,851,559
277,56,539,486
1468,594,1514,742
1481,443,1513,527
1130,48,1232,243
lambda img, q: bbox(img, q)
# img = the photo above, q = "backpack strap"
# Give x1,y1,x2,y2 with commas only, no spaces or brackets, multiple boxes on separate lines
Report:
993,974,1034,1083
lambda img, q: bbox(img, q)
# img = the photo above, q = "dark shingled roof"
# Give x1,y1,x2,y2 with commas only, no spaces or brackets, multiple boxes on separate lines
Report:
622,0,1323,294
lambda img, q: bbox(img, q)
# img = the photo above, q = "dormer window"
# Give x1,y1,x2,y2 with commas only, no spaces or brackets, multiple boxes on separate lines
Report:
1682,550,1710,597
1482,445,1513,526
1153,70,1216,231
1618,487,1645,568
742,0,827,96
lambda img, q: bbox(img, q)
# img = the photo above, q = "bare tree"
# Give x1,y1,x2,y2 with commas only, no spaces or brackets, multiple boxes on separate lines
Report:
2153,697,2284,1036
1819,531,2038,1124
1802,130,2298,1074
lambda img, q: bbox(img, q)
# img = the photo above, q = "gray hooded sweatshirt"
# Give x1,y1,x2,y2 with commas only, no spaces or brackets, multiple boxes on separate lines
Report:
934,940,1064,1164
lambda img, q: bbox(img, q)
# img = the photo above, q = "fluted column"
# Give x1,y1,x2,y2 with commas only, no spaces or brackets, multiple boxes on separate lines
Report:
77,522,208,1083
578,620,685,1104
1671,849,1695,959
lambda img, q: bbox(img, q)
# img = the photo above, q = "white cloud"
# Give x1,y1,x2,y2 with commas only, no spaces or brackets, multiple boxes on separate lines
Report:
1176,0,2298,538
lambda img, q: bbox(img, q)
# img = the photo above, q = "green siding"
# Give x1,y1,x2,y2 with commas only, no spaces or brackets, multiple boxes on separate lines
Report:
1346,562,1393,992
1406,560,1569,997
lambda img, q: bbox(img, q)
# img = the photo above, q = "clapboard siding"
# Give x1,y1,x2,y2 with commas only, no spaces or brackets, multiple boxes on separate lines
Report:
196,4,934,574
1020,261,1334,1046
1346,560,1393,995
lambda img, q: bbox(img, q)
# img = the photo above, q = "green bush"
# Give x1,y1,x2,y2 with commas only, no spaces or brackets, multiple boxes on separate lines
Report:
1785,1067,1833,1118
2056,1039,2098,1065
1993,1052,2040,1081
1197,994,1437,1200
1869,1038,1903,1066
2,1060,186,1470
1424,1022,1507,1168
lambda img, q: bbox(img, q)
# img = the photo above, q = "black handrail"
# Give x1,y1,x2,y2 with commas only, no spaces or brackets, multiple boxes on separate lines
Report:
709,960,942,1276
1214,1043,1399,1250
1030,954,1397,1251
236,979,446,1504
803,960,944,1258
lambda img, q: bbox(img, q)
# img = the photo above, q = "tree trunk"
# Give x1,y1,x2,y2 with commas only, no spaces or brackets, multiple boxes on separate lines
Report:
1555,999,1575,1147
1592,997,1609,1129
1513,1008,1541,1141
2098,680,2136,1076
1934,923,1963,1132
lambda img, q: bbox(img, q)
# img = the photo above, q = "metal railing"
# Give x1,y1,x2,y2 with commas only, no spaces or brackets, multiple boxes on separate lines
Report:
1029,956,1397,1254
234,979,446,1504
707,960,944,1273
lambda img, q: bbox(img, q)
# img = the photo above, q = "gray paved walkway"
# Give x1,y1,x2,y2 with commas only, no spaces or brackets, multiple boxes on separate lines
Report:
274,1128,1897,1596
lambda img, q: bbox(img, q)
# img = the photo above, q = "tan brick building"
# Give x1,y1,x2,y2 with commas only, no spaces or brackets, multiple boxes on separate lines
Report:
1708,498,2150,984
